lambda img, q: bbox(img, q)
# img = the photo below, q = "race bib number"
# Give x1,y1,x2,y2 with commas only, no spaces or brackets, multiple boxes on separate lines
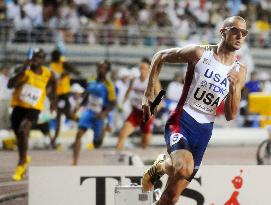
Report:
88,94,103,113
188,76,227,114
20,84,42,106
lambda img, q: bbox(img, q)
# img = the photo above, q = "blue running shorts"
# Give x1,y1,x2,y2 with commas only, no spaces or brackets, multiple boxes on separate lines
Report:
78,110,104,142
164,110,213,181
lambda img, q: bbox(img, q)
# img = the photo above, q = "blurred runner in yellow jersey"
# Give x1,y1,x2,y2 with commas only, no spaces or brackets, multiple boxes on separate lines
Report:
8,48,56,181
50,49,81,149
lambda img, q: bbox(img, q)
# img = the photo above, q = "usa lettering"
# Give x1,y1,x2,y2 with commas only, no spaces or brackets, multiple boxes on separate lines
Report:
188,66,230,114
194,88,220,107
208,83,226,94
190,68,228,108
204,69,228,87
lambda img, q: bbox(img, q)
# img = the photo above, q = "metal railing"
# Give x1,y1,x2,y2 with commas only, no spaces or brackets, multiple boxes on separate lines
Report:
1,21,270,48
0,21,270,81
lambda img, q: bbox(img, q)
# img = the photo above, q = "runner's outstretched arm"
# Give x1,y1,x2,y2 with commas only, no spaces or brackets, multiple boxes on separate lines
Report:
143,45,203,120
8,60,31,89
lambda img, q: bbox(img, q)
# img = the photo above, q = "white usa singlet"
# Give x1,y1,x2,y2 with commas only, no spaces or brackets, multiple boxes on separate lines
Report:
130,77,148,110
183,47,240,123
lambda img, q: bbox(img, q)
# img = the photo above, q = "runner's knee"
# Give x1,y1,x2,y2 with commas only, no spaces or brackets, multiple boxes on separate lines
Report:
174,164,193,179
76,128,86,140
173,158,194,179
172,151,194,179
18,122,31,136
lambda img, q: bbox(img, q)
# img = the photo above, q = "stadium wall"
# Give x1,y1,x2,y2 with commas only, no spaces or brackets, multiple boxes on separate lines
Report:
0,44,270,80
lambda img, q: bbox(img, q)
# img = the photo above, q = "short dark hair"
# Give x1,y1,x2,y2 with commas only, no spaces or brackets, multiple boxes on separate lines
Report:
103,59,111,71
222,16,246,28
51,49,62,62
97,60,111,71
141,57,151,65
33,48,46,58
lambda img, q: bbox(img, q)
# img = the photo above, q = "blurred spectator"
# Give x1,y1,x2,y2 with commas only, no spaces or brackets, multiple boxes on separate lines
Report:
23,0,43,27
95,0,109,24
236,42,255,75
258,0,271,11
43,0,60,22
14,7,32,32
73,0,93,18
239,87,250,127
227,0,242,16
242,71,261,127
244,2,257,28
210,3,230,29
0,65,12,129
0,0,269,47
251,13,271,47
0,0,5,20
258,71,271,93
245,71,261,93
59,0,80,43
88,0,101,11
167,2,191,41
193,0,211,28
255,15,270,32
138,2,150,26
6,0,20,21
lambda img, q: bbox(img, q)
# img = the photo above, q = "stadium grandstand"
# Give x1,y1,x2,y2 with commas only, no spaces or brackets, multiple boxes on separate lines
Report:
0,0,270,78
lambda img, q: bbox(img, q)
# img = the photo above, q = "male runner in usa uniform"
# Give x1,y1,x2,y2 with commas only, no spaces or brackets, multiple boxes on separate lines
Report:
142,16,247,204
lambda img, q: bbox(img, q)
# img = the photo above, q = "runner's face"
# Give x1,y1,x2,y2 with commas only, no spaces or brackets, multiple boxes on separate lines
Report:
97,63,108,77
223,20,247,50
32,54,45,67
